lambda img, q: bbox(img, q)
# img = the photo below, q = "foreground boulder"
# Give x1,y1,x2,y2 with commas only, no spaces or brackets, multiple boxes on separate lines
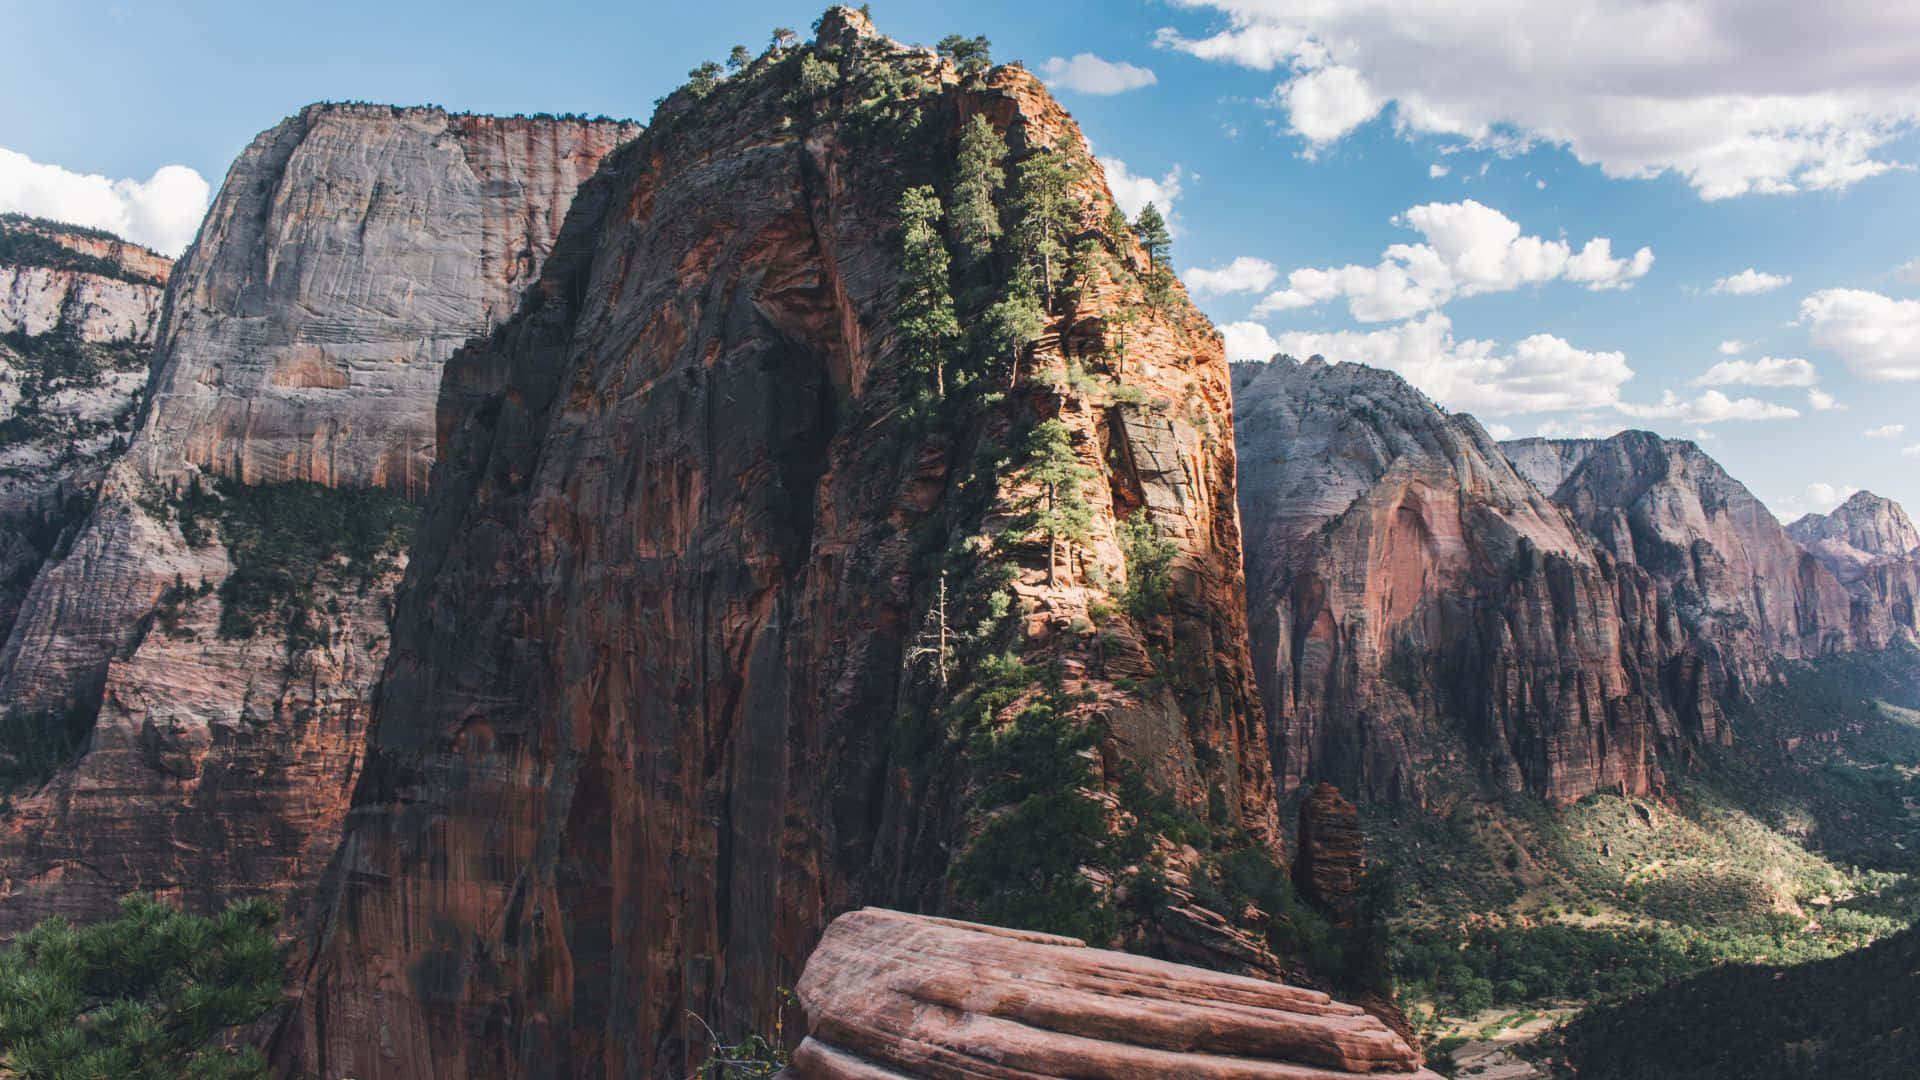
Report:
784,909,1437,1079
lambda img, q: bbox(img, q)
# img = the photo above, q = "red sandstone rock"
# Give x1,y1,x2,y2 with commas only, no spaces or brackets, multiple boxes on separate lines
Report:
783,908,1438,1079
280,11,1280,1077
1294,784,1364,924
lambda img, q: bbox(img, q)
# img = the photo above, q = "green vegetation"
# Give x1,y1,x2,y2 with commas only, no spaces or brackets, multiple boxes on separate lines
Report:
896,185,961,401
1559,924,1919,1079
0,893,283,1079
0,705,94,804
171,478,415,650
1014,419,1095,587
1117,511,1175,622
689,988,794,1079
0,214,163,285
0,326,147,454
935,34,993,79
948,115,1006,267
1130,203,1170,269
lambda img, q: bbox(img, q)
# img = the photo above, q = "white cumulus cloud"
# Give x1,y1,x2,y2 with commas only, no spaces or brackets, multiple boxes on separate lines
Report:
1186,256,1279,295
1429,163,1450,178
1252,198,1652,322
1262,312,1633,415
1099,157,1185,230
1801,288,1920,380
1865,423,1906,438
1691,356,1818,387
0,147,209,256
1219,320,1283,363
1904,445,1920,458
1041,53,1158,95
1616,389,1800,424
1709,268,1792,294
1808,388,1843,411
1157,1,1920,200
1895,257,1920,284
1776,481,1863,518
1535,415,1627,439
1717,339,1750,355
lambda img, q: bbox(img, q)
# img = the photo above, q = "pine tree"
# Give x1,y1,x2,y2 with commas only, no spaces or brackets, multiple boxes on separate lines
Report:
1023,419,1096,587
771,27,797,50
949,114,1007,266
937,35,994,79
1011,147,1079,307
896,186,960,399
908,572,953,690
1131,203,1171,269
979,280,1045,387
727,45,752,72
687,61,725,97
1103,203,1133,262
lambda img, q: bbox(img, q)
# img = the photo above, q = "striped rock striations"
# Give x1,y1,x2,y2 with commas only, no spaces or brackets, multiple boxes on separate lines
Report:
283,10,1277,1076
783,908,1438,1079
1233,358,1675,805
0,107,634,935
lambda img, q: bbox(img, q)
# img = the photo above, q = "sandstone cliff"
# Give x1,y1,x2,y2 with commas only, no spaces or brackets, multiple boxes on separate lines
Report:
0,108,634,935
785,908,1437,1079
1788,490,1920,578
1233,358,1673,805
1504,432,1865,695
0,217,170,650
284,12,1279,1076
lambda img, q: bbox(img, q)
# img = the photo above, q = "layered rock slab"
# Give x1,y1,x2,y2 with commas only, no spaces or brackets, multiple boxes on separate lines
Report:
0,107,634,936
1232,358,1674,804
784,908,1437,1079
283,12,1277,1077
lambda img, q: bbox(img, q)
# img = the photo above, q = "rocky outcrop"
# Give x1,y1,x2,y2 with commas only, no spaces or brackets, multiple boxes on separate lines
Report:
1233,358,1672,805
784,908,1437,1079
0,215,170,343
0,219,170,647
1788,490,1920,579
282,12,1276,1076
0,108,633,937
1505,432,1863,694
1293,784,1364,924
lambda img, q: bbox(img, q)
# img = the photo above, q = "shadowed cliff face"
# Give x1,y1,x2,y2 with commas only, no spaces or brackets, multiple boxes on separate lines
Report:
1233,358,1674,805
284,12,1276,1077
0,108,634,937
1787,492,1920,641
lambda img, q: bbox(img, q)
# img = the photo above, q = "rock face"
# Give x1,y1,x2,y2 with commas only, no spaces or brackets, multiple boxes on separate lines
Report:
1293,784,1364,924
1788,490,1920,580
784,908,1438,1079
283,13,1276,1077
1505,432,1865,694
0,108,633,937
1233,358,1671,804
0,217,170,647
0,214,170,343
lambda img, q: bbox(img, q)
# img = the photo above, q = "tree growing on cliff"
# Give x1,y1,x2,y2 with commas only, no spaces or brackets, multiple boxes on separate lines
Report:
949,115,1007,268
1131,203,1170,269
0,893,283,1078
937,35,994,79
1021,419,1096,587
896,186,961,400
727,45,752,72
1119,512,1177,622
1010,144,1084,309
771,27,797,50
687,61,725,97
978,279,1045,387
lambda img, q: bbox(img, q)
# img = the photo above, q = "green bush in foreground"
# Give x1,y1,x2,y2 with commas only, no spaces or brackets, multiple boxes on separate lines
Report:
0,893,283,1079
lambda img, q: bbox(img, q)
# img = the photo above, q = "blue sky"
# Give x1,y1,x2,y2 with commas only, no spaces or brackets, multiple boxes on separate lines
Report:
5,0,1919,521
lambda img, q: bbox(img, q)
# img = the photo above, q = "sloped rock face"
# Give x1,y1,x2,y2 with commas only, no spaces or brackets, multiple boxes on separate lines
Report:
284,13,1276,1077
0,108,633,937
1507,432,1861,695
784,908,1437,1079
0,219,170,649
1788,490,1920,563
1293,784,1364,924
1233,359,1670,804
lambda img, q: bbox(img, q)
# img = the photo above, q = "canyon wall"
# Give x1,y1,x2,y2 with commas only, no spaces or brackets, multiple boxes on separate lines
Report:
0,217,169,651
283,11,1278,1076
1233,358,1678,805
0,107,634,935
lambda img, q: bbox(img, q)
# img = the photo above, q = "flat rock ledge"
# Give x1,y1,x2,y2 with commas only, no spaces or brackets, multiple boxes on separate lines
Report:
782,908,1439,1079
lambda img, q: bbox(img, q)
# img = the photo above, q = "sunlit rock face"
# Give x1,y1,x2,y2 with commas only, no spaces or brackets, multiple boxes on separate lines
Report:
784,908,1439,1079
0,106,635,939
1234,357,1672,806
282,11,1279,1076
